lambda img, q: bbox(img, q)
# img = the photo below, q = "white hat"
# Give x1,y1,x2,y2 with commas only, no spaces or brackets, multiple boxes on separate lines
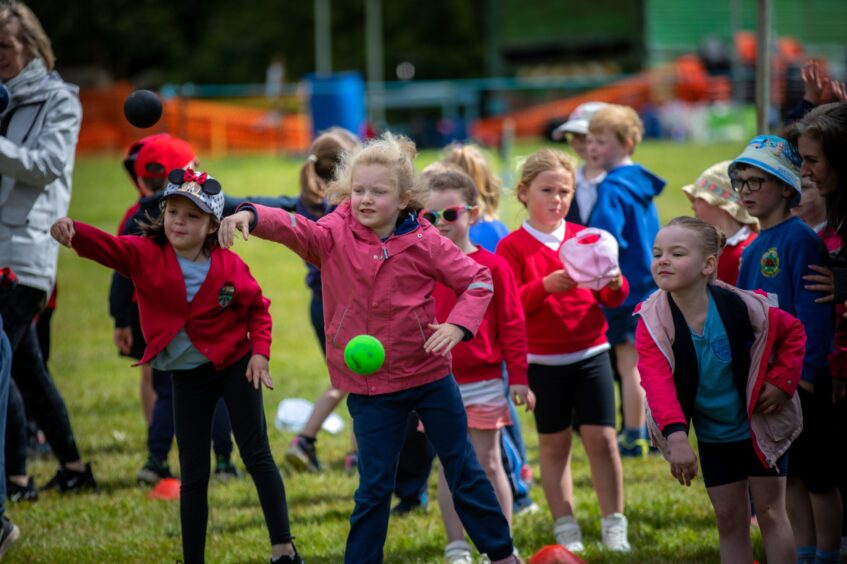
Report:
553,101,609,139
560,228,620,290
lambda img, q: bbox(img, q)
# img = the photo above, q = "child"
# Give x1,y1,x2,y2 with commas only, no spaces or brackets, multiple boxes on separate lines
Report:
637,216,804,564
792,176,841,252
283,127,362,474
732,135,841,564
439,145,538,516
220,133,519,564
51,170,301,564
496,148,632,552
586,104,666,457
552,101,609,224
442,143,509,252
112,134,239,485
681,160,759,284
422,169,535,563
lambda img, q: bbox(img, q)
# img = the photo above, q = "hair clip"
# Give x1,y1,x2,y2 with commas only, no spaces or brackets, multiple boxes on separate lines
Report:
308,154,318,163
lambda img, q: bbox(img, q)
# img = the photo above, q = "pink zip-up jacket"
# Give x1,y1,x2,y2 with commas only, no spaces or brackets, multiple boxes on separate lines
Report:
635,281,805,468
248,201,494,395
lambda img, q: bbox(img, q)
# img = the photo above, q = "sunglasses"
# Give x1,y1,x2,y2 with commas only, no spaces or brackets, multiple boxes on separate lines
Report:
420,205,475,224
730,176,769,193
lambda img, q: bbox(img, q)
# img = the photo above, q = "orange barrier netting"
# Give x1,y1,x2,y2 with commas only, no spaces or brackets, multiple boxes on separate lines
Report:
77,82,311,155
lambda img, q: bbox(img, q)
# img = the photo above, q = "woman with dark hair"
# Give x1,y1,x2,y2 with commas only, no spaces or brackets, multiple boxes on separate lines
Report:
0,0,95,517
789,101,847,563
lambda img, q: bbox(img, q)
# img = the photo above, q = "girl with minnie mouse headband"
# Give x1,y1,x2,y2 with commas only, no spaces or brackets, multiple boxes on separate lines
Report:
51,169,303,563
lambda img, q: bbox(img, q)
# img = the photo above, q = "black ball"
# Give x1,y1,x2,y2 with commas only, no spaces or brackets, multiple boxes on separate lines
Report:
123,89,162,128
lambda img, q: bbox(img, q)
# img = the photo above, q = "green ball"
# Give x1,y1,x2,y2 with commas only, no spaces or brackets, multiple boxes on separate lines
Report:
344,335,385,375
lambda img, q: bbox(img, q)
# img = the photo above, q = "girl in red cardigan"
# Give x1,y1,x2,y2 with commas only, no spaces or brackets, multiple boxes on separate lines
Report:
422,168,535,563
496,149,631,553
636,217,803,564
51,170,301,564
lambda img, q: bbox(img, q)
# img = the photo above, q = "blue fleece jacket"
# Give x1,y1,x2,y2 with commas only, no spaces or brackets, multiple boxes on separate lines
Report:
737,215,832,382
589,163,665,308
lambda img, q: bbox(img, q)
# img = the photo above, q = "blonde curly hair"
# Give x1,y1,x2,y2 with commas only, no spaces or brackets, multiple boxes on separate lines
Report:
327,132,429,212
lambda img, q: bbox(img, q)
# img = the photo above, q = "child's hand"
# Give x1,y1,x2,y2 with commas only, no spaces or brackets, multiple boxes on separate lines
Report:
245,354,273,390
113,327,133,355
51,217,75,247
509,385,536,412
424,323,464,356
607,272,624,291
667,431,698,487
755,382,790,415
218,210,255,249
543,269,577,293
804,264,834,303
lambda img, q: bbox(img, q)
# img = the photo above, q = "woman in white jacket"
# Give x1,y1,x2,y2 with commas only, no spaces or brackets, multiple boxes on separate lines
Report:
0,1,95,517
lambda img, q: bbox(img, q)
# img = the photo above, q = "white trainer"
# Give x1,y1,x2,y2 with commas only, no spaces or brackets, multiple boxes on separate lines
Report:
553,515,584,553
444,540,474,564
601,512,631,552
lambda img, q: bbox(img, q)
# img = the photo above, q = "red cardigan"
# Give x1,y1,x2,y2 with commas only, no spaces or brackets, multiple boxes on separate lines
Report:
719,230,756,285
496,224,628,356
434,248,528,386
71,221,271,369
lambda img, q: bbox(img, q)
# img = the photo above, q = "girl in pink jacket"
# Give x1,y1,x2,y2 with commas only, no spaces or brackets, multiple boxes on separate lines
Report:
636,216,805,564
220,133,518,564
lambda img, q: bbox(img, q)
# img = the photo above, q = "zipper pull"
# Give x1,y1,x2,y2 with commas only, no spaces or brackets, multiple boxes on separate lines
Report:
382,247,389,259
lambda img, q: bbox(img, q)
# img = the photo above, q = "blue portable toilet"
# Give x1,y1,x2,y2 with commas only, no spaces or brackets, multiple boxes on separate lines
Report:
308,72,365,139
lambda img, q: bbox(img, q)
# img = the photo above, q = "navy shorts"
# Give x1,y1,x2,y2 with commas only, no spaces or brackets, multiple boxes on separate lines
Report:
603,305,638,346
698,439,788,488
527,352,616,434
787,381,840,493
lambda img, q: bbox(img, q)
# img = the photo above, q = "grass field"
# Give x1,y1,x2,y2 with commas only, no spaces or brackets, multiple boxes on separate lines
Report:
10,140,756,563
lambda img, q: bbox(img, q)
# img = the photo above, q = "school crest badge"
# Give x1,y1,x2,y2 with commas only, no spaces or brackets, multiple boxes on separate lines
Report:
218,284,235,308
759,247,780,278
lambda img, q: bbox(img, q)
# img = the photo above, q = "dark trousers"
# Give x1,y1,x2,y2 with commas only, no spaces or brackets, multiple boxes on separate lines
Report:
0,285,81,472
172,353,291,564
345,376,513,563
393,413,434,503
148,369,233,462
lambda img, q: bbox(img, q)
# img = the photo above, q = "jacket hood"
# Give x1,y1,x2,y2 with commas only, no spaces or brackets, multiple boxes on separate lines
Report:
609,164,666,206
2,58,78,103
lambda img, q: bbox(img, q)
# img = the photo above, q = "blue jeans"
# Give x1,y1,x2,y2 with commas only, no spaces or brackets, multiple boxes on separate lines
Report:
148,369,233,462
0,326,11,516
345,376,513,563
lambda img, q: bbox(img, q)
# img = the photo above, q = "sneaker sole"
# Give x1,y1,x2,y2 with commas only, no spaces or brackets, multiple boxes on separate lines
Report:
136,468,164,485
284,450,318,473
0,524,20,558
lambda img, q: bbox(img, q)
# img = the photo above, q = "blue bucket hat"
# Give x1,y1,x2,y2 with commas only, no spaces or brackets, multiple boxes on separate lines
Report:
728,135,802,198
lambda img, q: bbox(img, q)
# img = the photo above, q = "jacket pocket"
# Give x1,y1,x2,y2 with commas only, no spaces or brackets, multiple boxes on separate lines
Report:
327,306,350,348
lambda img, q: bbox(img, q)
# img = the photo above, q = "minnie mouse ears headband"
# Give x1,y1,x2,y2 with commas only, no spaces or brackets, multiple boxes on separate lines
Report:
167,168,222,195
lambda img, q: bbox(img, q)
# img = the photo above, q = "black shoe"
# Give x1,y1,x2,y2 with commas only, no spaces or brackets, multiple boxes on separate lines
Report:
7,476,37,502
391,493,428,516
213,455,242,481
43,463,97,493
137,456,174,485
284,435,322,473
271,541,303,563
0,516,20,558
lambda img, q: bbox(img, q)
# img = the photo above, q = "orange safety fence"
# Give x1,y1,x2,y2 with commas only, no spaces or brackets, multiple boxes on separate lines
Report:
77,81,311,155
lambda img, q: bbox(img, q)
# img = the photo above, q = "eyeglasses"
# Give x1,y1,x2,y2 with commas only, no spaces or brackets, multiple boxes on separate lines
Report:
419,205,475,224
731,176,769,193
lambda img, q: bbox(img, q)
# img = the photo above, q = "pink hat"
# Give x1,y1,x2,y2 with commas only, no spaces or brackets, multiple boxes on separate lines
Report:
560,228,620,290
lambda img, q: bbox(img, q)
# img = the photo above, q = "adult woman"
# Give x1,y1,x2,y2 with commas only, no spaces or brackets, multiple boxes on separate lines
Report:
0,1,95,501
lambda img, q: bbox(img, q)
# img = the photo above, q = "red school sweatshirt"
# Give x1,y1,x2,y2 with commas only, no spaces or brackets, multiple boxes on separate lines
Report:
433,247,528,386
496,224,629,356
